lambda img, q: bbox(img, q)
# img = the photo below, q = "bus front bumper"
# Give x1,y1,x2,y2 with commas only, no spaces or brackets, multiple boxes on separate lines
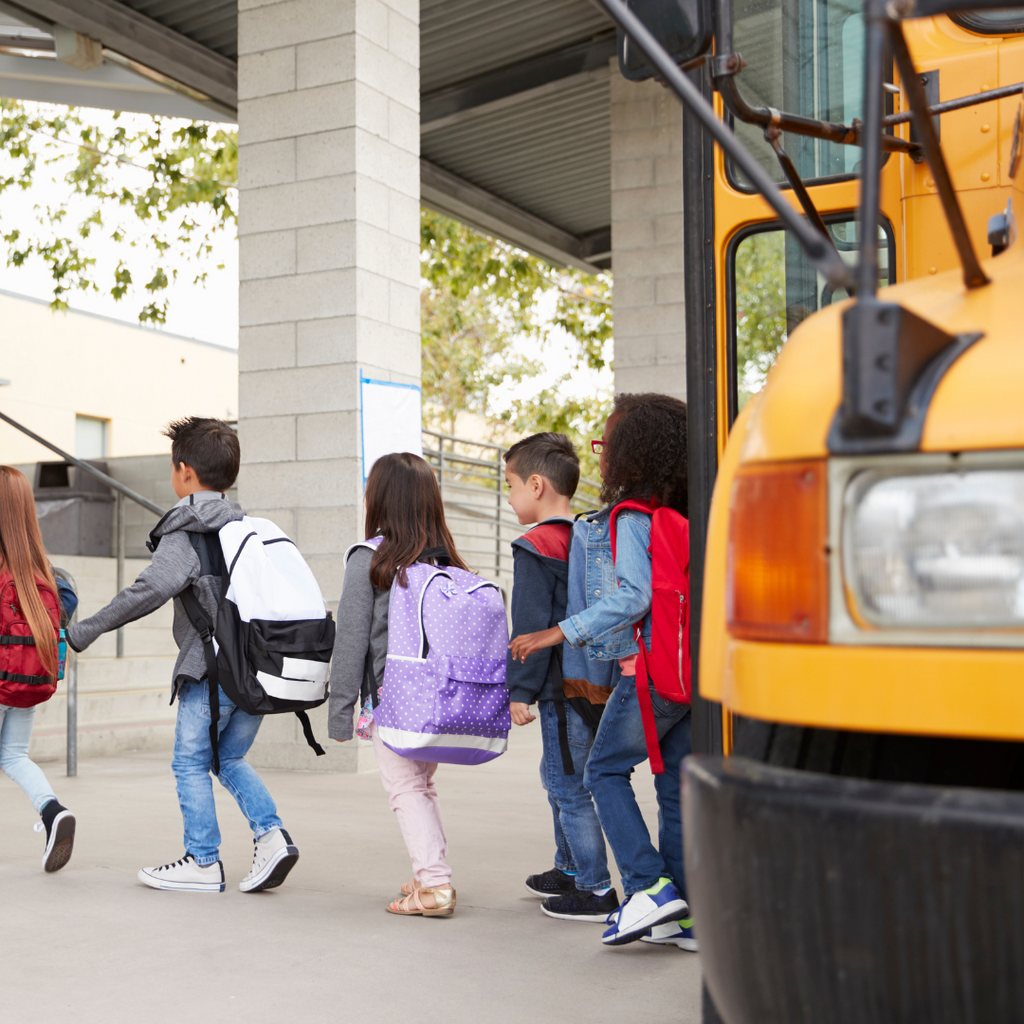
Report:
683,755,1024,1024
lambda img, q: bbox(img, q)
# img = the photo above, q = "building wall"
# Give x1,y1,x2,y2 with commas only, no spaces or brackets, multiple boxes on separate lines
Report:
0,290,238,464
609,66,687,400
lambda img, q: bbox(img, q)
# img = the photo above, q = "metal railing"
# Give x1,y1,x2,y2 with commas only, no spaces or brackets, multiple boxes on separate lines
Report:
422,428,601,585
0,410,166,775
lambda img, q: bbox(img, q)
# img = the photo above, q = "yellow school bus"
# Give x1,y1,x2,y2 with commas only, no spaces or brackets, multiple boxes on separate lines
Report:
602,0,1024,1019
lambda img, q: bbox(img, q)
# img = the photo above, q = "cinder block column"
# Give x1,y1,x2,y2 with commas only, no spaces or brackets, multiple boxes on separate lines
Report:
609,66,686,400
237,0,420,771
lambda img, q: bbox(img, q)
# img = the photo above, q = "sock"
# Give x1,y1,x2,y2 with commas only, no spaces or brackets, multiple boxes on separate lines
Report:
644,877,674,895
40,800,64,838
560,869,577,876
591,886,612,897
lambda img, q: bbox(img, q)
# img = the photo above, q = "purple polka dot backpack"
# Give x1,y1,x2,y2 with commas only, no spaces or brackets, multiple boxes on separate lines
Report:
349,537,511,765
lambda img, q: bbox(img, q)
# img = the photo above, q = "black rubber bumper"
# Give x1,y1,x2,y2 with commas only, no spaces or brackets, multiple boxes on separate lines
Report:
683,755,1024,1024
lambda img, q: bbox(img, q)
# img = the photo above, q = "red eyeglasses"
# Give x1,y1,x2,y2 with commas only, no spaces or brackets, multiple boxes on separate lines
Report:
591,440,606,454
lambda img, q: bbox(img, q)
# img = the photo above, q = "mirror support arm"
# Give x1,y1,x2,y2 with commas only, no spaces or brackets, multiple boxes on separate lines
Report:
887,20,989,289
716,69,920,156
595,0,854,291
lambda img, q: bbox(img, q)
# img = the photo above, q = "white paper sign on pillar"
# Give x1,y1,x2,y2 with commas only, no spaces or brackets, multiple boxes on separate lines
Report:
359,374,424,485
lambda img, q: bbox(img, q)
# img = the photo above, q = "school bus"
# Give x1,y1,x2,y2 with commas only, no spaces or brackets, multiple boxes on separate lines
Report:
601,0,1024,1019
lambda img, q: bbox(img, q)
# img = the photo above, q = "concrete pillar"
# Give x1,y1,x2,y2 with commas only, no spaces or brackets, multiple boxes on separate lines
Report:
609,67,686,400
236,0,420,771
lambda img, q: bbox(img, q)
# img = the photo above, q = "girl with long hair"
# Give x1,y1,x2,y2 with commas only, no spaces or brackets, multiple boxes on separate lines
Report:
509,394,694,949
327,452,471,917
0,466,76,871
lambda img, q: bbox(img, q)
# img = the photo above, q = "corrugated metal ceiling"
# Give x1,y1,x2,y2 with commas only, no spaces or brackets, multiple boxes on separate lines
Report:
421,0,614,246
105,0,614,255
421,0,611,92
116,0,237,60
422,73,611,237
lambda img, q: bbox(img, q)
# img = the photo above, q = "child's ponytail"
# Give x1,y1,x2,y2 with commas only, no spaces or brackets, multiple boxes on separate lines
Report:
0,467,59,678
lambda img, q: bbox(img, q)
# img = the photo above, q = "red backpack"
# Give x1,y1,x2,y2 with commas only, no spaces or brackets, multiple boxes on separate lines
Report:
0,574,63,708
609,500,691,774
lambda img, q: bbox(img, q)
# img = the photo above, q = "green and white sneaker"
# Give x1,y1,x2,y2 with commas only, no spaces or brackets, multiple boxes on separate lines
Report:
601,877,689,945
641,917,698,951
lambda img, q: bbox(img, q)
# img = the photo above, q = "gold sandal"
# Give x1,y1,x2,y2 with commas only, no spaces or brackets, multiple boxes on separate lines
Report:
400,877,421,896
386,886,456,917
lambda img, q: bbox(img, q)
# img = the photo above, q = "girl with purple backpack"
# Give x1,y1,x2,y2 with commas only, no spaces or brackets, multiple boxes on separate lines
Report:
327,452,475,918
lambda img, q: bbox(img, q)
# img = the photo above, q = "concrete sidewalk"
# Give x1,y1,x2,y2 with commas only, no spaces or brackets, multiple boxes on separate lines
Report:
3,721,701,1024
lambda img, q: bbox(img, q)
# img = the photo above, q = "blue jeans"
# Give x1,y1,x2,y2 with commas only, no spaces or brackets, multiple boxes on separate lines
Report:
172,680,282,866
538,700,610,891
0,704,56,813
584,670,691,897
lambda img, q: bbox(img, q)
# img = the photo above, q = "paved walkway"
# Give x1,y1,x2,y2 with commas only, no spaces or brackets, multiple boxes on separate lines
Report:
3,722,701,1024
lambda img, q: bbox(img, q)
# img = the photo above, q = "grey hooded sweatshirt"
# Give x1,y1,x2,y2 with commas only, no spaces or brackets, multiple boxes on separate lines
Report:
66,491,244,694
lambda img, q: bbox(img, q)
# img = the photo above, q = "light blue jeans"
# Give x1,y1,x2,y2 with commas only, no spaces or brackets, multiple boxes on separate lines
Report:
172,680,282,866
0,703,57,813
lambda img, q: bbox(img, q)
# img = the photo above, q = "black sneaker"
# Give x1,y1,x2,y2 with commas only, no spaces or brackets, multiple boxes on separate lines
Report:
541,887,621,922
36,800,75,873
525,867,576,898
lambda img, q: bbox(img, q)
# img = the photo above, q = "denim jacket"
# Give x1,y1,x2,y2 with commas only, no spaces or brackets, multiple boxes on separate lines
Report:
559,506,653,687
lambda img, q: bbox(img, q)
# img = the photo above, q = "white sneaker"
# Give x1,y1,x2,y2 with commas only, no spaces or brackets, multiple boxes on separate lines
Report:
641,919,699,951
601,879,689,945
138,854,225,892
239,828,299,893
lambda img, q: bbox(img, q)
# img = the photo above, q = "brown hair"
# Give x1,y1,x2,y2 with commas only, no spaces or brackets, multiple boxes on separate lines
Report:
0,467,58,676
601,393,689,515
364,452,471,589
503,432,580,498
162,417,240,492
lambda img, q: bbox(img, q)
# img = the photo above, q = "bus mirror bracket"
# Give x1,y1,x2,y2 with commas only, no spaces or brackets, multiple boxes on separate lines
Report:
827,299,983,454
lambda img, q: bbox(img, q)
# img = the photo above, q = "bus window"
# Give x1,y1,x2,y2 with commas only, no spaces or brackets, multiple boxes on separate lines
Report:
729,217,894,412
728,0,884,187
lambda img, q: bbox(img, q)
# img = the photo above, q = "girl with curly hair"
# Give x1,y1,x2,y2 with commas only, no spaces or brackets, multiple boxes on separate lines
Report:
509,393,694,950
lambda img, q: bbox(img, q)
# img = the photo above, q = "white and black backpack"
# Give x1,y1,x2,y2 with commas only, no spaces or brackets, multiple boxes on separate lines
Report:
179,517,335,771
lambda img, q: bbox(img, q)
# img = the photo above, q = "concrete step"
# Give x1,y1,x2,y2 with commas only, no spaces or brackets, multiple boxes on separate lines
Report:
29,655,178,763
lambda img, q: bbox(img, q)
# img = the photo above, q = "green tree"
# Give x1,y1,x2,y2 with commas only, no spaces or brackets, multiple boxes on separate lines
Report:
0,98,236,323
421,209,613,479
0,102,613,478
734,229,787,406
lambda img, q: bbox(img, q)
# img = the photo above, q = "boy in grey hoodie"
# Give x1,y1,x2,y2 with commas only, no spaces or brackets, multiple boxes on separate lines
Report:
66,417,299,894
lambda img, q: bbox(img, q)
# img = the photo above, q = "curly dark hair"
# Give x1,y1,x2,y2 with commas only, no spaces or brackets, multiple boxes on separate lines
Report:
601,393,688,515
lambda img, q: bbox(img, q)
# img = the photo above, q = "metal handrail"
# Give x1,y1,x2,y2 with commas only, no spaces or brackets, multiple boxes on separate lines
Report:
0,410,166,516
422,428,603,581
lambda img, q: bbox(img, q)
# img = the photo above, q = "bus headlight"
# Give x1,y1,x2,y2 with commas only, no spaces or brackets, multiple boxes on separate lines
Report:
844,469,1024,628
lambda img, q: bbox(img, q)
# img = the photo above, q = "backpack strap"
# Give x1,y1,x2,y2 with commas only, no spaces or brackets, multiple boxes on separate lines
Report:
546,645,576,775
178,584,223,775
418,545,451,566
608,499,665,774
608,498,657,561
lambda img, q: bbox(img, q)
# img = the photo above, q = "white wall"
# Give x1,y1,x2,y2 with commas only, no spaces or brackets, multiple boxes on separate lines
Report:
0,290,238,464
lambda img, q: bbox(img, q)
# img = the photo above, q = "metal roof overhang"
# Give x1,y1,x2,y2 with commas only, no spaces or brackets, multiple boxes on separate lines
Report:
1,0,615,271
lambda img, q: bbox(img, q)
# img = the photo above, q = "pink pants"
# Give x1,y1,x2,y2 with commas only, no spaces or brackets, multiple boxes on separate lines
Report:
371,722,452,887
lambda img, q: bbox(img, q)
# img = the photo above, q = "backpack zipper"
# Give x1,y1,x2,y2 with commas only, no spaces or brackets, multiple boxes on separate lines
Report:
677,591,685,684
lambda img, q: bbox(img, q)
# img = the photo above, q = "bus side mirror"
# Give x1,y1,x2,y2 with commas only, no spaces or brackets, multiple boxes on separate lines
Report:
616,0,713,81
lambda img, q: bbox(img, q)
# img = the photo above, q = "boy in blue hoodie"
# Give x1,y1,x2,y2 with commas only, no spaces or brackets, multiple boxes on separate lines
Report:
504,433,618,922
